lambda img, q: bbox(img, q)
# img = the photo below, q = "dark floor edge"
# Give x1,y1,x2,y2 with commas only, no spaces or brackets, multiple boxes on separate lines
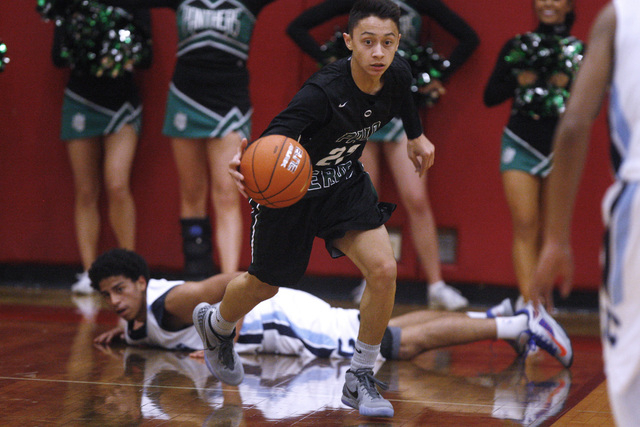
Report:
0,262,599,312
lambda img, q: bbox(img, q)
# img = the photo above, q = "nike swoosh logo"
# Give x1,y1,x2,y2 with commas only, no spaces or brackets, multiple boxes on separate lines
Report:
552,336,568,357
538,314,568,357
339,102,348,108
348,385,358,398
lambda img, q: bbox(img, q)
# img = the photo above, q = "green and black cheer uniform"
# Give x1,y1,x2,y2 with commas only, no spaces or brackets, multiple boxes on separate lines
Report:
106,0,276,139
287,0,478,142
53,8,151,140
484,23,581,177
248,55,422,286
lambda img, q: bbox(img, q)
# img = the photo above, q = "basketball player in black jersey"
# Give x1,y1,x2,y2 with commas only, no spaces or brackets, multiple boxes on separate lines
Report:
193,0,434,418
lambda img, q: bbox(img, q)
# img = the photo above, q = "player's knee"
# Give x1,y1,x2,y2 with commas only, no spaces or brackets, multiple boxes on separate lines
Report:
180,180,208,206
211,183,240,208
105,180,131,203
366,258,397,286
75,182,100,204
245,274,279,300
402,191,429,213
512,216,539,239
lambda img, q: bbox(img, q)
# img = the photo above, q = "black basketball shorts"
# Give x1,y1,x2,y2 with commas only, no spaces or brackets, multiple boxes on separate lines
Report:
247,169,396,287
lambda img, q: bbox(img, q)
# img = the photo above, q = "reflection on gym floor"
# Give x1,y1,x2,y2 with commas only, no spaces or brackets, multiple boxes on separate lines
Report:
0,286,613,426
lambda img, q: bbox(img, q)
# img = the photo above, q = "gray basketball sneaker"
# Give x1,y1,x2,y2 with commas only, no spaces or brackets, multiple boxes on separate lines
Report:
193,302,244,385
341,368,394,417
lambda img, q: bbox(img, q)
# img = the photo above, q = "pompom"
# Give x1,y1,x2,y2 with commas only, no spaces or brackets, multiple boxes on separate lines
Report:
0,40,9,73
37,0,152,78
506,32,584,119
398,43,450,108
319,28,350,65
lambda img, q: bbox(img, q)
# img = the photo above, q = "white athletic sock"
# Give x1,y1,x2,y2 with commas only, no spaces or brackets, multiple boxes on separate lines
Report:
209,307,236,337
495,314,528,340
466,311,488,319
351,340,380,371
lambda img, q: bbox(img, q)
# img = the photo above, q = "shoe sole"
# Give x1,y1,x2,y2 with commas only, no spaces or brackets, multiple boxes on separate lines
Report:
341,395,394,417
193,302,212,347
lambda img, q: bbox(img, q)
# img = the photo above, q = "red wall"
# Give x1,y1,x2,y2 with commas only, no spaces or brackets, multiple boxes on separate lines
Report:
0,0,611,289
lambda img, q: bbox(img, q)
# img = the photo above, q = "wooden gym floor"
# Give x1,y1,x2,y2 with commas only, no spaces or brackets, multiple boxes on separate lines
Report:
0,276,614,426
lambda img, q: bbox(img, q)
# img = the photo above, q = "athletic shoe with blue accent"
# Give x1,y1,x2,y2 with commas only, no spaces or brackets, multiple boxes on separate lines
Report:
193,302,244,386
520,303,573,368
341,368,394,417
486,298,515,318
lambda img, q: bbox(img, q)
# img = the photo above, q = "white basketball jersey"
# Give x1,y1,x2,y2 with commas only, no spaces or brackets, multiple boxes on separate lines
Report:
125,278,204,351
124,279,360,358
237,287,361,359
602,4,640,426
610,0,640,181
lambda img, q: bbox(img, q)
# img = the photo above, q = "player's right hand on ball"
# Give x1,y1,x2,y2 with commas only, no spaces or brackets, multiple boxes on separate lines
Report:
229,138,249,198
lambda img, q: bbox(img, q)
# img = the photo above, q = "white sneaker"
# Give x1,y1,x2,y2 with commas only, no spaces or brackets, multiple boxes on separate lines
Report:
486,298,515,318
71,271,94,294
428,282,469,310
519,302,573,368
351,279,366,304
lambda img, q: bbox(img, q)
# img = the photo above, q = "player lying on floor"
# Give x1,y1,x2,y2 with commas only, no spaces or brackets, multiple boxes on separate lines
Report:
90,248,572,367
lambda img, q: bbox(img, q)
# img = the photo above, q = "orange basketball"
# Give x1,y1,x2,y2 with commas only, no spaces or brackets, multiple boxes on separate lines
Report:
239,135,313,208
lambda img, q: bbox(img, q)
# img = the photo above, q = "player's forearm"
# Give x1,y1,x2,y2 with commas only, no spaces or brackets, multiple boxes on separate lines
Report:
543,120,591,244
544,5,614,244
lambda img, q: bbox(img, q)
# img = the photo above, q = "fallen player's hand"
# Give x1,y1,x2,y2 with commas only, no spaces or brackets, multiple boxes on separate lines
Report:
93,326,125,345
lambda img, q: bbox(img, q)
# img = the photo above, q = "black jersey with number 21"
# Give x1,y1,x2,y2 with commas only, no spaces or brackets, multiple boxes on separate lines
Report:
263,55,422,196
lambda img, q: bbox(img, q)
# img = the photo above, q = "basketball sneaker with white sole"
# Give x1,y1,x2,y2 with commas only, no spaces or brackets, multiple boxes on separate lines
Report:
428,282,469,311
341,368,394,417
71,271,94,294
520,303,573,368
193,302,244,385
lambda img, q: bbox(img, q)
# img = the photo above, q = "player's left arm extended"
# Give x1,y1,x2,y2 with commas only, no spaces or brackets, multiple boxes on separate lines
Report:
531,3,616,307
